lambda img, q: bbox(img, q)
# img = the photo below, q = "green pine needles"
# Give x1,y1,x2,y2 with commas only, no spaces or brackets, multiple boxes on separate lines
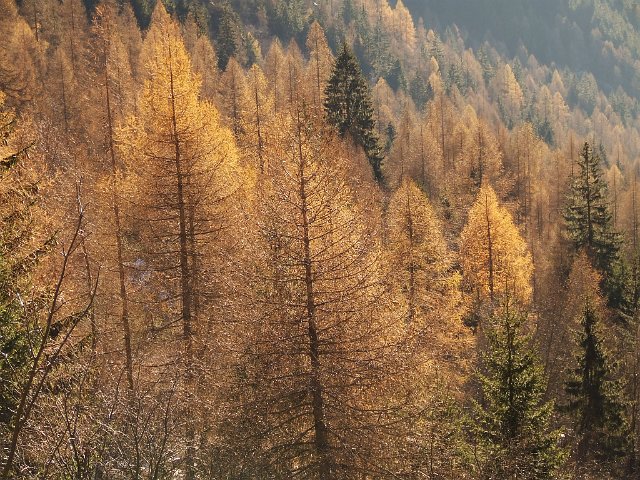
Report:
324,43,384,183
565,299,629,468
564,142,622,274
474,303,565,479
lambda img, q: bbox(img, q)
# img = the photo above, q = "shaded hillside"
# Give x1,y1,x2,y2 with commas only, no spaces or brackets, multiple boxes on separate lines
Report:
405,0,640,96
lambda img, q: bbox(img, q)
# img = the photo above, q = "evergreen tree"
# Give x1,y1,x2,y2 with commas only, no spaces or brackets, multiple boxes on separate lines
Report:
429,32,446,71
385,57,406,91
271,0,306,40
369,17,393,79
0,254,28,446
564,142,623,303
216,2,240,70
475,304,565,479
478,45,495,85
409,70,433,111
324,43,384,183
565,299,629,467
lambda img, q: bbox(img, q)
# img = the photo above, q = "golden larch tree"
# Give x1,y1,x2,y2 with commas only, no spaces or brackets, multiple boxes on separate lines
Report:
386,178,469,369
117,5,239,477
460,184,533,308
218,57,250,139
228,105,407,478
305,21,333,108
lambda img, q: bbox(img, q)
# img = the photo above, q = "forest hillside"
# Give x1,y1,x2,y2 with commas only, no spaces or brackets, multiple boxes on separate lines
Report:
1,0,640,478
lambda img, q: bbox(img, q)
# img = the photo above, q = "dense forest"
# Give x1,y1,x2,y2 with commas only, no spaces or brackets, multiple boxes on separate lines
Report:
2,0,640,478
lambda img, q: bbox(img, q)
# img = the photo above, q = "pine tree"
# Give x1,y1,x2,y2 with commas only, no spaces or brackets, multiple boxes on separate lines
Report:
564,142,622,277
324,43,384,183
215,2,240,70
475,303,565,479
409,69,433,111
565,299,629,468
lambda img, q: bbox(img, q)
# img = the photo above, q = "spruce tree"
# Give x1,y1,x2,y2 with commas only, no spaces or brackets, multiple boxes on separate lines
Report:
216,3,239,70
564,142,621,276
565,299,629,466
409,70,433,111
324,43,384,183
475,304,564,479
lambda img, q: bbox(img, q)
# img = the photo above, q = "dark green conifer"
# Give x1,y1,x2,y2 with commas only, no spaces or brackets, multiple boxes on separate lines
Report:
477,45,495,85
216,3,240,70
475,304,565,479
385,57,405,91
565,299,629,466
409,70,433,111
564,142,623,303
0,255,29,441
341,0,356,25
324,43,384,183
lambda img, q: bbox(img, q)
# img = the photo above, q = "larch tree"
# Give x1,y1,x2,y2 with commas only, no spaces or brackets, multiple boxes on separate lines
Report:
191,34,218,99
423,86,455,191
218,57,250,139
56,0,89,80
543,252,599,401
241,63,273,173
385,177,471,415
228,104,405,478
0,86,94,479
0,0,37,103
0,89,40,458
305,21,333,109
454,106,504,192
46,48,78,136
460,184,533,316
385,109,417,185
285,40,305,108
117,6,239,477
506,123,547,233
325,43,384,183
385,178,459,331
91,0,137,398
392,0,416,53
264,38,286,114
494,63,523,128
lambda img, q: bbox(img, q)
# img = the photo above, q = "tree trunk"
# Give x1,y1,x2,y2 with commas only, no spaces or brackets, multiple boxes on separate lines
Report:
485,192,495,303
168,41,196,480
296,108,331,479
104,43,134,395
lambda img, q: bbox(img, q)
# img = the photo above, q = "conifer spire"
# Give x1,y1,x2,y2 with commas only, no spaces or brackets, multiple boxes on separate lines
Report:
324,43,384,183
